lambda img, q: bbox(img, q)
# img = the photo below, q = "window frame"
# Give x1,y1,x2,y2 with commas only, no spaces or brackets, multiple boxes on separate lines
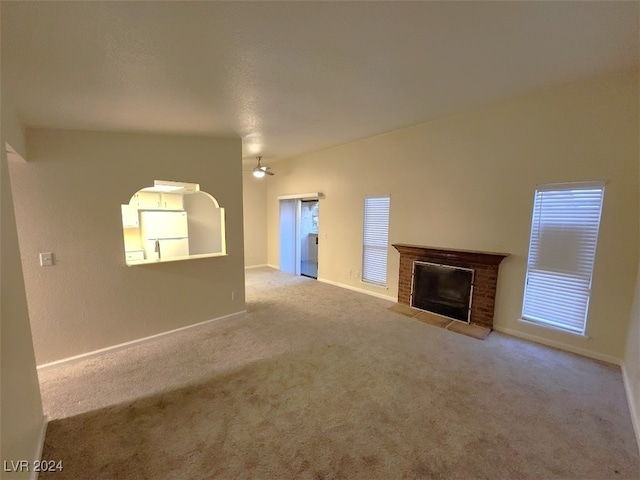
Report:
521,181,605,335
362,195,391,287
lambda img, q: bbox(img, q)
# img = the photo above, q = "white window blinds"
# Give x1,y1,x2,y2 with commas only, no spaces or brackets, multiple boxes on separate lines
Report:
362,196,391,286
522,182,605,335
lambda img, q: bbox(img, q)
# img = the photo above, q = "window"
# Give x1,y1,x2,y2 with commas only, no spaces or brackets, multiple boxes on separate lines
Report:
522,182,605,335
362,196,391,286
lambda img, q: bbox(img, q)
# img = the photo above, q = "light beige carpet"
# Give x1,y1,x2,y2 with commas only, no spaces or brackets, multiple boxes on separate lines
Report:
38,268,639,479
445,319,491,340
388,303,419,318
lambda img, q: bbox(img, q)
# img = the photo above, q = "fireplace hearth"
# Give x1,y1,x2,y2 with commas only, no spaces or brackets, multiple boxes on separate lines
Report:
393,244,508,329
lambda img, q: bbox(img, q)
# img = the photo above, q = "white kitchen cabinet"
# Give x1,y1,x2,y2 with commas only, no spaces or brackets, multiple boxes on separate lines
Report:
134,191,161,209
121,204,140,228
125,250,145,261
133,192,183,210
161,193,184,211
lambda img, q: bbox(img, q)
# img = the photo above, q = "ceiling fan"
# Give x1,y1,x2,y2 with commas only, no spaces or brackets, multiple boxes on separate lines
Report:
251,156,274,178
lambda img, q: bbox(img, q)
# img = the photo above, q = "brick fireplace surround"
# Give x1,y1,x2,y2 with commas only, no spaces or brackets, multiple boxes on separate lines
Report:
392,244,509,329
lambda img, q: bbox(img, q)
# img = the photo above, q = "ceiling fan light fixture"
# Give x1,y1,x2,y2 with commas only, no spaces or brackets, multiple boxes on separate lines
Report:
251,156,273,178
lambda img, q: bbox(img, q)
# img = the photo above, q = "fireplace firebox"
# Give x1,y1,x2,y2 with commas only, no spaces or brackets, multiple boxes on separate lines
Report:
411,261,474,323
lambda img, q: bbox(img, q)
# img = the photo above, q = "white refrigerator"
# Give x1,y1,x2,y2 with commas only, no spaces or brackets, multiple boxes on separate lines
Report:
140,211,189,261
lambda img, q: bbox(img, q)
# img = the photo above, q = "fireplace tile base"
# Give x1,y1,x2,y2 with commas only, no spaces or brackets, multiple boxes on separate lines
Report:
388,303,491,340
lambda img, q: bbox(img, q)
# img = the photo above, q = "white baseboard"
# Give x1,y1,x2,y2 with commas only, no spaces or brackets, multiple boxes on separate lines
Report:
37,311,246,371
30,415,49,480
244,264,268,270
492,325,621,365
317,277,396,302
622,364,640,457
267,264,279,270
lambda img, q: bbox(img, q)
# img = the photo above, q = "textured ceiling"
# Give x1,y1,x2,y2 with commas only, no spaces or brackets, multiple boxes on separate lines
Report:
2,2,638,164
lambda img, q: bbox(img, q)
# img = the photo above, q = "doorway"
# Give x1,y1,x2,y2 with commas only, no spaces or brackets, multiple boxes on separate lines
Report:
279,195,319,279
300,200,319,278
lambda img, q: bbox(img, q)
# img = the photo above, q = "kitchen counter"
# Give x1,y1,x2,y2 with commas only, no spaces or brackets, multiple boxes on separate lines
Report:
126,252,228,266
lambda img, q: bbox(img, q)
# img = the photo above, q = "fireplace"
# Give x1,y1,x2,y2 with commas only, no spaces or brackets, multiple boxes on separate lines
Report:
393,244,508,329
411,261,474,323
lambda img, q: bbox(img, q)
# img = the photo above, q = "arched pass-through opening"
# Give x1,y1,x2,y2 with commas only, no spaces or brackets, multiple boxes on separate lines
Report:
121,180,227,265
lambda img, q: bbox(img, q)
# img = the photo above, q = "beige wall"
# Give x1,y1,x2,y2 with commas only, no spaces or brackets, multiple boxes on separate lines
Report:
1,99,45,478
624,264,640,451
266,70,639,362
622,65,640,448
242,171,268,267
9,128,245,364
184,192,225,255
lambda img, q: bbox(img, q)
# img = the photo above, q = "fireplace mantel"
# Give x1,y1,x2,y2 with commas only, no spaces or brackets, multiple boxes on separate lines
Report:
392,244,509,329
392,244,509,266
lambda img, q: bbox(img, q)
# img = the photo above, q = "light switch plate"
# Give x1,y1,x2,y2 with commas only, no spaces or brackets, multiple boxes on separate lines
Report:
39,252,53,267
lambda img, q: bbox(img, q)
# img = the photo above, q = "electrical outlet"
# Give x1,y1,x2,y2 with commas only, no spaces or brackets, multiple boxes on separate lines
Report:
39,252,53,267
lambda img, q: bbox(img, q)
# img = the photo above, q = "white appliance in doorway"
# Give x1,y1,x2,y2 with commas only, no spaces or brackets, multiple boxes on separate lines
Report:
140,211,189,261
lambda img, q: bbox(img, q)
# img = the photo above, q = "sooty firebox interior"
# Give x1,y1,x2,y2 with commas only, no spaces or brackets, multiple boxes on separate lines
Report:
411,261,474,323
